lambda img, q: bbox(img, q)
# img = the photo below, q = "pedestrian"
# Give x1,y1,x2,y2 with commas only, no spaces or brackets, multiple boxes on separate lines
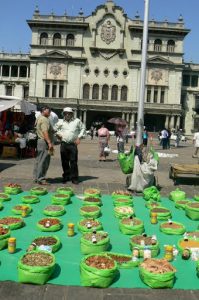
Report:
54,107,85,184
166,128,171,149
115,124,125,153
142,128,148,146
161,128,168,150
192,130,199,158
33,106,54,185
97,123,110,161
175,130,181,148
90,125,94,140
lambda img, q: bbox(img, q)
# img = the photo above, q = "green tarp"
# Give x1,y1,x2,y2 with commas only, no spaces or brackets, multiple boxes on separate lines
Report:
0,192,198,289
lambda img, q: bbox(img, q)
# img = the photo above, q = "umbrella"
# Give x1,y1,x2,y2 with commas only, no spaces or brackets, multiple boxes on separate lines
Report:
108,117,127,126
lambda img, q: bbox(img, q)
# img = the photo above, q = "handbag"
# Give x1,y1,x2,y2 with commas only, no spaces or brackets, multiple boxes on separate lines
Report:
104,145,111,154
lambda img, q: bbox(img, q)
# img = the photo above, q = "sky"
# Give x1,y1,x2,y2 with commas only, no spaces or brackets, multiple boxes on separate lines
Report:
0,0,199,63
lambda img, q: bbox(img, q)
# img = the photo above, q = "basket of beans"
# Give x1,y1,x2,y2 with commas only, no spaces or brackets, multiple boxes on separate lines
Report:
18,251,56,285
56,187,74,197
145,201,161,209
130,235,160,257
30,187,47,196
160,220,186,235
37,218,62,232
80,254,118,288
106,252,140,269
4,183,22,195
12,204,32,215
84,188,101,198
80,206,101,219
43,205,66,217
185,202,199,220
175,199,191,210
114,206,134,219
111,190,132,200
31,235,61,253
0,225,10,250
0,216,24,230
119,216,144,235
113,198,133,207
77,218,103,233
83,197,102,206
139,258,176,288
80,231,110,255
21,195,40,204
51,194,71,205
0,193,11,202
150,207,171,220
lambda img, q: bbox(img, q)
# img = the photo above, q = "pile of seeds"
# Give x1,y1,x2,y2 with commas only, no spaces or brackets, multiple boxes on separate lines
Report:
44,205,63,211
81,206,99,212
113,190,132,196
39,218,60,226
33,237,57,246
161,222,183,229
122,217,142,226
0,217,22,225
0,227,9,235
84,197,101,203
22,252,53,266
86,255,115,269
108,254,132,264
83,232,108,242
80,219,100,227
140,258,176,274
53,194,69,198
131,235,156,245
84,188,100,194
151,208,170,213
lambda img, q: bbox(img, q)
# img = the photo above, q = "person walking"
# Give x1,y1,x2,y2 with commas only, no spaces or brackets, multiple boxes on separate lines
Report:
161,128,168,150
33,106,54,185
192,130,199,158
142,128,148,146
97,123,110,161
54,107,86,184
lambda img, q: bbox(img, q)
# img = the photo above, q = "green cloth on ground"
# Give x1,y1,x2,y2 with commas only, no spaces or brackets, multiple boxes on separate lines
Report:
0,192,198,289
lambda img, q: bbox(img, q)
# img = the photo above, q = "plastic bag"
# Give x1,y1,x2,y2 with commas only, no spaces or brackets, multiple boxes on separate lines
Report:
80,232,110,255
51,194,71,205
104,146,111,155
119,218,144,235
80,254,118,288
32,235,61,253
139,267,175,288
130,239,160,258
118,147,135,174
160,221,186,235
185,203,199,220
43,205,66,217
143,186,160,202
77,219,103,233
105,252,140,269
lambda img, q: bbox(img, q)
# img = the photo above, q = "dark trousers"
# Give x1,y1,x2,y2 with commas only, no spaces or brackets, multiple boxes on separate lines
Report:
60,142,78,180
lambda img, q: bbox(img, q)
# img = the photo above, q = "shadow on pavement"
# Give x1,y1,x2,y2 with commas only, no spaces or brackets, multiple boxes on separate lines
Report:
0,162,16,172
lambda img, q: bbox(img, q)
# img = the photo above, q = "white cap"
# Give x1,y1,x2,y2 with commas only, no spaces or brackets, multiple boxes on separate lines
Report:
63,107,74,113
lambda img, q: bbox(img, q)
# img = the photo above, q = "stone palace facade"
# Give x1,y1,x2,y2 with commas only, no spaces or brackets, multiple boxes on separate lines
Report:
0,0,199,134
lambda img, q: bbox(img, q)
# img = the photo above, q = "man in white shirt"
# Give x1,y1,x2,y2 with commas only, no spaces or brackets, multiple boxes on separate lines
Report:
54,107,86,184
192,131,199,158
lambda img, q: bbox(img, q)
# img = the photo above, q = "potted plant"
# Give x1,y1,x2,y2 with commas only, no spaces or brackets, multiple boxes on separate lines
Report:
43,205,66,217
80,231,110,255
51,193,71,205
139,258,176,288
37,218,62,232
80,253,118,288
160,220,186,235
21,195,40,204
0,216,24,230
18,250,56,285
119,216,144,235
4,183,22,195
77,218,103,233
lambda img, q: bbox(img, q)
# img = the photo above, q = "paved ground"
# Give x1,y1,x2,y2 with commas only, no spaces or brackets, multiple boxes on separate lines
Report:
0,136,198,299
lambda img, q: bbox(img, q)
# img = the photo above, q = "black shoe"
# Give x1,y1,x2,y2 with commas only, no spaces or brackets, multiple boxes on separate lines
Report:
62,177,70,183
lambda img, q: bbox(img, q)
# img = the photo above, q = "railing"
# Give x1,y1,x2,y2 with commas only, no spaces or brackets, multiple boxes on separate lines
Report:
32,14,85,23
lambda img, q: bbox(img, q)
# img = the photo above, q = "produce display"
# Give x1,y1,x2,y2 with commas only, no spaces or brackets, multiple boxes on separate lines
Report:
31,235,61,253
84,188,101,198
106,252,140,269
51,194,71,205
0,216,24,230
139,258,176,288
0,225,10,250
0,193,11,201
4,183,22,195
30,187,47,196
80,205,101,218
119,217,144,235
77,218,103,233
114,206,134,218
56,187,74,196
80,231,110,254
37,218,62,232
43,205,66,217
160,221,186,235
21,195,40,204
185,202,199,220
83,197,102,206
12,204,32,215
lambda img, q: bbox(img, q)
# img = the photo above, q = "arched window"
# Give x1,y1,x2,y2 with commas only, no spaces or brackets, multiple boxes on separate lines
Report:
83,84,90,99
92,84,99,100
102,84,109,100
167,40,175,52
66,34,75,46
111,85,118,101
154,39,162,52
121,86,128,101
53,33,61,46
40,32,48,45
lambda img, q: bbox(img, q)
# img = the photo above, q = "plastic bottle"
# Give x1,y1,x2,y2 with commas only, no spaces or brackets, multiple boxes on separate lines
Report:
144,246,151,259
91,234,97,243
132,247,139,258
21,206,29,217
164,245,173,261
150,212,158,224
8,237,16,254
67,223,75,237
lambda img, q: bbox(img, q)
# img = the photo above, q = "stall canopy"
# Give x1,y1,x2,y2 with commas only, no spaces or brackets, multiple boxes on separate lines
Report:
0,95,37,115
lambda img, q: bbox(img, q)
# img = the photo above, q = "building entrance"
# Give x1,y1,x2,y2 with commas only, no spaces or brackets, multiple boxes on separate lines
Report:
144,114,165,131
86,110,122,130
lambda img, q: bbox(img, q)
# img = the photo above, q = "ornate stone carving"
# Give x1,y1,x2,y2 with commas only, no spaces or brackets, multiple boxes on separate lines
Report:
151,69,163,83
49,63,62,76
101,20,116,44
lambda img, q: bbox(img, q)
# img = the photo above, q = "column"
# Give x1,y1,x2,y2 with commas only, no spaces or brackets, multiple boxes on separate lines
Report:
9,66,11,78
165,115,169,128
74,109,77,118
176,115,180,129
122,112,125,119
0,65,2,77
83,110,87,124
157,86,161,103
130,113,135,129
99,85,103,101
151,86,154,103
118,87,121,101
126,113,130,123
170,115,175,129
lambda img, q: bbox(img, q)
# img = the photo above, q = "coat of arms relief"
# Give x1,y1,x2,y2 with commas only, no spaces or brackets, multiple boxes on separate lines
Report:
47,63,64,79
101,20,116,45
